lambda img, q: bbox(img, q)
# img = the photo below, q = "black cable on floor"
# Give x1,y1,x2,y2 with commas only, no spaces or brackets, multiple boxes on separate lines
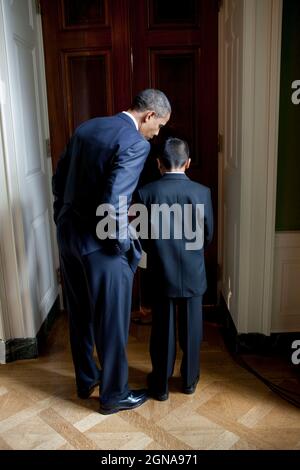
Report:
232,352,300,408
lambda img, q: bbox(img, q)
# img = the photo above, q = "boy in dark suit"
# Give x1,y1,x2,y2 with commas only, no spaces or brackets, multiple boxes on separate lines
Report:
137,138,213,400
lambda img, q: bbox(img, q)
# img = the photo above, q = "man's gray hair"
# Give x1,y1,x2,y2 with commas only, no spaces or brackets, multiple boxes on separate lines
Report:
131,89,171,118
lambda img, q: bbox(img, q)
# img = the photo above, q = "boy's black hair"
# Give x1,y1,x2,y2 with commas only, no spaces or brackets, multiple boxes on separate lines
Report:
159,137,189,170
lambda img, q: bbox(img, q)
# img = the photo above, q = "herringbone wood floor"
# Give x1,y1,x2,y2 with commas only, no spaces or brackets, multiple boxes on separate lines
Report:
0,313,299,450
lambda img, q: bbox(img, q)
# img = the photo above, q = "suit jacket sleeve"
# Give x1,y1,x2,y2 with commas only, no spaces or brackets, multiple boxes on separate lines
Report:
52,145,71,225
205,188,214,247
135,188,149,252
101,139,150,253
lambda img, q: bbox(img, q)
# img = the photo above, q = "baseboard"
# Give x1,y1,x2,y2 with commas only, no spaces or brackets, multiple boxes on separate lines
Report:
219,295,300,359
3,296,61,363
4,338,39,363
0,340,6,364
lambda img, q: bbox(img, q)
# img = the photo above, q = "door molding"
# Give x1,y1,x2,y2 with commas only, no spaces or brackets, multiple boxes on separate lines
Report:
258,0,283,334
0,1,25,344
0,0,59,356
239,0,283,334
219,0,283,334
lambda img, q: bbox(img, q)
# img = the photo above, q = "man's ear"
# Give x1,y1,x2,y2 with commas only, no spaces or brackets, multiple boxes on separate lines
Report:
185,158,191,170
143,111,155,122
157,158,165,175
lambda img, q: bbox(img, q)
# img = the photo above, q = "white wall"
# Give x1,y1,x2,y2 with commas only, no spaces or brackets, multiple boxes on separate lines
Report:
272,232,300,332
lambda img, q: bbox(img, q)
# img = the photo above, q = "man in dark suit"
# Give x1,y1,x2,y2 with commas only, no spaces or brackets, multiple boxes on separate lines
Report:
52,89,171,414
137,138,213,401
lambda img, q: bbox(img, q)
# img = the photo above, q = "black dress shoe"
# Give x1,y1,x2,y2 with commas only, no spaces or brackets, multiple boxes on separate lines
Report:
99,389,148,415
77,380,100,399
147,373,169,401
182,378,199,395
148,389,169,401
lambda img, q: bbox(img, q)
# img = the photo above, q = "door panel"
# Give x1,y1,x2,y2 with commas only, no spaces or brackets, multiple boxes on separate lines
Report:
40,0,131,166
149,0,199,27
62,50,113,133
221,0,243,321
61,0,107,28
149,49,200,163
131,0,218,178
131,0,218,303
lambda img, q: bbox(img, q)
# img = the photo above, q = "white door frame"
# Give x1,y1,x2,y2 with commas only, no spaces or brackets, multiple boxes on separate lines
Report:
218,0,283,334
0,0,59,360
0,2,25,344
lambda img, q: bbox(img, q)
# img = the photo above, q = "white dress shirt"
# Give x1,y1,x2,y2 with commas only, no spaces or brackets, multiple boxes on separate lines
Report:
122,111,138,130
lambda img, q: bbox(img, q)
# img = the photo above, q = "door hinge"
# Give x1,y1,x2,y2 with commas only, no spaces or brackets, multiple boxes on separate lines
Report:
218,133,224,153
36,0,41,15
45,138,51,159
56,268,61,285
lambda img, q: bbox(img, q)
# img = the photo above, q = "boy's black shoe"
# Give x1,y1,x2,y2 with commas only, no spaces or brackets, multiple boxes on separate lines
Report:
148,389,169,401
147,373,169,401
182,377,199,395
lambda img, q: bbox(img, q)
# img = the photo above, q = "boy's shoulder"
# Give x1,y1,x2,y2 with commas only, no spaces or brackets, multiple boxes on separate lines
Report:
186,178,211,192
138,178,166,197
138,176,211,196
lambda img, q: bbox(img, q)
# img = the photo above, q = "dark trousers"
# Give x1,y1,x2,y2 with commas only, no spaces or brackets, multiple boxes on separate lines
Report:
58,217,134,405
149,296,203,394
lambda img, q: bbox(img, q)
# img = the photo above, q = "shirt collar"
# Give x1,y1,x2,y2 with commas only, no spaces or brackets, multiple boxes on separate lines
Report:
122,111,138,130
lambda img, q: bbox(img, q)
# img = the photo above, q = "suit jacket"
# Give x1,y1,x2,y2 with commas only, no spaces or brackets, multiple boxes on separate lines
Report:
52,113,150,271
137,173,213,297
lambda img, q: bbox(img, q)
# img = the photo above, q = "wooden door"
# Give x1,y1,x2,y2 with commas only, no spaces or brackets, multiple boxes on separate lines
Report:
40,0,132,168
130,0,218,303
40,0,218,304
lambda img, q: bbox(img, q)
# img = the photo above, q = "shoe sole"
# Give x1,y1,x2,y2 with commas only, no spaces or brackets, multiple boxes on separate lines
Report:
99,396,148,415
182,388,196,395
150,393,169,401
